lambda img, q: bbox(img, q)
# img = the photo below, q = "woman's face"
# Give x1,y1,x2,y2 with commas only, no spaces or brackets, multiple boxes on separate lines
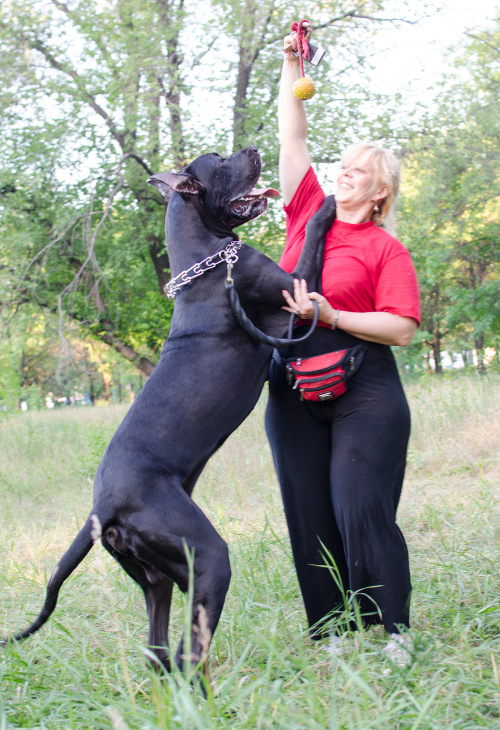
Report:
336,155,385,210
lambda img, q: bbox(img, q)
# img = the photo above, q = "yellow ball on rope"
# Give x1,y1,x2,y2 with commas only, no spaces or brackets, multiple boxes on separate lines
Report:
293,77,316,100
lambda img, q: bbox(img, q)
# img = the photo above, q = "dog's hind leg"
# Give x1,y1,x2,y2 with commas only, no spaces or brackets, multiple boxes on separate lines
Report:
104,486,231,675
142,574,174,672
102,527,174,672
142,521,230,674
101,533,174,671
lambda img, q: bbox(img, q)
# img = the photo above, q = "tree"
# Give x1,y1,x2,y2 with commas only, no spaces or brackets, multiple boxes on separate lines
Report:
0,0,424,395
398,18,500,373
0,0,188,374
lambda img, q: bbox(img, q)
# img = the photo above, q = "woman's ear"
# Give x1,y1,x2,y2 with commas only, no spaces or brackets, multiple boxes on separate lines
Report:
373,184,390,202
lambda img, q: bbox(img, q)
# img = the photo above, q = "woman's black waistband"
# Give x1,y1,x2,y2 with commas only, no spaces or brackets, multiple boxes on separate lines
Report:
278,324,377,361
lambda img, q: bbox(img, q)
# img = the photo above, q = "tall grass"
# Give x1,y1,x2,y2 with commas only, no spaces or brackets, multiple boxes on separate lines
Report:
0,374,499,729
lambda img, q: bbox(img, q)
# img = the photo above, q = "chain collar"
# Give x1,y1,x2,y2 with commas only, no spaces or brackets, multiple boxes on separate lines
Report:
164,241,242,299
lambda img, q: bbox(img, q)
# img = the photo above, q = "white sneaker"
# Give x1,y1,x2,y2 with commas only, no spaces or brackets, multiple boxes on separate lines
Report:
319,635,348,657
382,633,412,667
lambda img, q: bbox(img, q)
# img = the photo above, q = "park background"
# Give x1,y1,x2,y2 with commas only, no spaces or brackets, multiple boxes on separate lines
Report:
0,1,499,729
1,0,500,407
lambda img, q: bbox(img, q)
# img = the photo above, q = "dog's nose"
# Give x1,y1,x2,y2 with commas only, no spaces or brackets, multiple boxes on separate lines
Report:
245,145,259,154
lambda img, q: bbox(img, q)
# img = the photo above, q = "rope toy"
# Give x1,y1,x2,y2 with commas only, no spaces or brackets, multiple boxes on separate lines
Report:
291,19,316,100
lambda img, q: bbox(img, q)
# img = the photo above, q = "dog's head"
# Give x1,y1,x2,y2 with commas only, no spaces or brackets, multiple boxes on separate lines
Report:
147,147,279,232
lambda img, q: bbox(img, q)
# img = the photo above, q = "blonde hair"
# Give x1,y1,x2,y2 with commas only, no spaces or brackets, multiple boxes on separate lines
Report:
340,142,401,232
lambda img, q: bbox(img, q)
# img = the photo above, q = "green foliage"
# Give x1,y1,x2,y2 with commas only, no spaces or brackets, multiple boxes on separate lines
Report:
1,0,499,394
1,0,420,397
0,0,189,382
398,15,500,371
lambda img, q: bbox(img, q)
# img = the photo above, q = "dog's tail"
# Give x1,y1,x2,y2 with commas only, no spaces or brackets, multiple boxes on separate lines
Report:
2,512,103,644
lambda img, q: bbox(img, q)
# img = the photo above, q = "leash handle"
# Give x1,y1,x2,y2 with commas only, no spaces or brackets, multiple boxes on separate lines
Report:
226,280,319,350
290,19,311,77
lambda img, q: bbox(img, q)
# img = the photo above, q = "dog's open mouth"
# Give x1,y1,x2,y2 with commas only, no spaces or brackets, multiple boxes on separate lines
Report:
229,187,280,222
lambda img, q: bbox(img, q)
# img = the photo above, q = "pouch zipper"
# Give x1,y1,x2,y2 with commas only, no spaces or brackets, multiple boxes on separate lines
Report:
295,370,344,386
289,355,347,376
296,375,346,392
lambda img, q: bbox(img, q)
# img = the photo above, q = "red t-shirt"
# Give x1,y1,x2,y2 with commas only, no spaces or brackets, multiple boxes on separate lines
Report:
280,167,421,325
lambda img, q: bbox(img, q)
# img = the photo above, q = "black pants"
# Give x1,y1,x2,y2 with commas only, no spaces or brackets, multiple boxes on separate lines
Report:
265,327,411,636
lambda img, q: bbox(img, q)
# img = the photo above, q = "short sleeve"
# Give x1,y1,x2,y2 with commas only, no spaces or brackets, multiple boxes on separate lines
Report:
375,252,421,325
280,167,325,272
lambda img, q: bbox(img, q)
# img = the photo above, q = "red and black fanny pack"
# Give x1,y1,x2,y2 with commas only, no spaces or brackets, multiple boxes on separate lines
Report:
285,344,367,402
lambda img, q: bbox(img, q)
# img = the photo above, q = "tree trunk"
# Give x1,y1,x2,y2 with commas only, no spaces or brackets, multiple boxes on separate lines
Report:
233,56,253,151
432,328,442,374
148,235,170,293
157,0,186,167
474,334,486,374
232,0,257,151
165,61,185,167
86,354,96,405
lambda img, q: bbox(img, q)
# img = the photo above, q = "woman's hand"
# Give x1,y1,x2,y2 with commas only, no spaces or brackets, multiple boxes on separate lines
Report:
281,279,336,325
283,21,311,59
281,279,418,346
283,31,298,59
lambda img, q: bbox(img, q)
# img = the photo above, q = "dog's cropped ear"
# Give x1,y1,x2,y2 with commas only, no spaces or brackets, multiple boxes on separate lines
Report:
147,172,205,200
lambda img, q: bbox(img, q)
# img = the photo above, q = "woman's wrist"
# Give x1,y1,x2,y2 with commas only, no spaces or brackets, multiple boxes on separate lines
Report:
282,55,301,76
330,309,341,330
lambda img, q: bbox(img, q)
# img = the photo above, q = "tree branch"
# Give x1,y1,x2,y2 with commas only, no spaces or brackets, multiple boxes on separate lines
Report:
56,158,127,343
122,152,154,176
4,22,128,151
262,7,426,48
49,0,120,75
463,30,500,56
92,321,156,376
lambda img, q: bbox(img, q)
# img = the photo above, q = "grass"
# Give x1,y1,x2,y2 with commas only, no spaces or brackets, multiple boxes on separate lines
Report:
0,373,499,728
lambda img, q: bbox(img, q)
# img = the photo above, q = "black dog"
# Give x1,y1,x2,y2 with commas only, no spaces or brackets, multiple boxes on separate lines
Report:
4,147,335,673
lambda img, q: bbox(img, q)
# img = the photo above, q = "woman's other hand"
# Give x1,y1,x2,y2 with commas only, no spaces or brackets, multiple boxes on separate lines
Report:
281,279,335,323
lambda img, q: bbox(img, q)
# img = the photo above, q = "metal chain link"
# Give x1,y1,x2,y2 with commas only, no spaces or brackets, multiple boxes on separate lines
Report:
164,241,242,299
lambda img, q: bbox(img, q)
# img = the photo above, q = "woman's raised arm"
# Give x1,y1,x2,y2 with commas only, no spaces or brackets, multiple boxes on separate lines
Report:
279,33,312,205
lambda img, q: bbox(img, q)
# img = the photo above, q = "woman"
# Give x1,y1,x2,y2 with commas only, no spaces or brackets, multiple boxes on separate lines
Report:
265,29,420,645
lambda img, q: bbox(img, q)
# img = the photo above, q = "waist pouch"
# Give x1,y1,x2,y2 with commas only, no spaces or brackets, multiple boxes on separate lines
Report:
285,344,367,402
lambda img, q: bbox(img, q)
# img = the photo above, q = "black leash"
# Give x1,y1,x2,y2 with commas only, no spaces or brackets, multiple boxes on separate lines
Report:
225,280,319,350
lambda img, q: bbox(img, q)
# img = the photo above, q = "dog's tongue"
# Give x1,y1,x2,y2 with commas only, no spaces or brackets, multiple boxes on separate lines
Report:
248,187,280,198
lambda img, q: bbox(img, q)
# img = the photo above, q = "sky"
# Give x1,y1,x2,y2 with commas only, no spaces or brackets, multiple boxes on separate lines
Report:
371,0,498,95
315,0,499,193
